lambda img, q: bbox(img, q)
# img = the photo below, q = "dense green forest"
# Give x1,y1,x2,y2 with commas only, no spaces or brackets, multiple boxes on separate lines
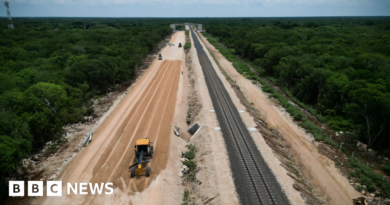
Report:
0,18,174,197
201,17,390,152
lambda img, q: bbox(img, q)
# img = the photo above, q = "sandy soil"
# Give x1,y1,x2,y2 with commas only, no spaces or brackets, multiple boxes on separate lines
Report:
34,31,187,205
197,31,361,204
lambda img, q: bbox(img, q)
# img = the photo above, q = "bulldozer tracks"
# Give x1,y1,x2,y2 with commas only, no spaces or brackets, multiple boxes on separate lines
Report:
190,27,289,205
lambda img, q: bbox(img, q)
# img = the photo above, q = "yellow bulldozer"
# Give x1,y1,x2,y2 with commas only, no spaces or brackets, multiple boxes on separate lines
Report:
129,138,154,178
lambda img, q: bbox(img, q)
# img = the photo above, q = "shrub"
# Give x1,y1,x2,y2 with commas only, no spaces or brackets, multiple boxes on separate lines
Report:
183,144,197,160
49,144,57,152
384,162,390,175
86,107,95,116
182,144,198,181
182,190,190,205
184,43,191,49
183,150,195,160
383,185,390,200
323,137,338,147
355,185,364,192
261,84,274,93
325,115,351,131
184,189,189,198
368,184,376,192
349,171,358,179
286,106,305,120
359,175,373,187
183,160,197,171
349,157,390,198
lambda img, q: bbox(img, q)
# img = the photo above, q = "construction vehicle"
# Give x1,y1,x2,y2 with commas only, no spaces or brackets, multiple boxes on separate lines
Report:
353,197,367,205
178,43,182,48
129,138,153,178
158,53,162,60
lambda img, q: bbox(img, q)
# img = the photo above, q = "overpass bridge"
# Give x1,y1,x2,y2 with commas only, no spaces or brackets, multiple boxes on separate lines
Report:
170,23,202,31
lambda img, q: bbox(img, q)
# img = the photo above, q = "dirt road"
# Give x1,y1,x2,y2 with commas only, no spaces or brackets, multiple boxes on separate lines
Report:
197,31,360,204
38,32,186,205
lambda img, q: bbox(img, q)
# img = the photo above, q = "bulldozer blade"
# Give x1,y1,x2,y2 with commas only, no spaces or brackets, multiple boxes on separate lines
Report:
128,159,152,170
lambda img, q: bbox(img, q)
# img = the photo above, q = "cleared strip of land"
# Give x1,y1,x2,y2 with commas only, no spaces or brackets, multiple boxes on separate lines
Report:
39,32,184,205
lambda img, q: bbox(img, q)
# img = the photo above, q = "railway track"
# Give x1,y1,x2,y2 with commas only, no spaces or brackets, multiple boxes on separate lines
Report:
190,27,289,205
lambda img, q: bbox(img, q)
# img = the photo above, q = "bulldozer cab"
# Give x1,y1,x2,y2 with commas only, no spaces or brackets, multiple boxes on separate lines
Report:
136,145,148,153
135,139,149,152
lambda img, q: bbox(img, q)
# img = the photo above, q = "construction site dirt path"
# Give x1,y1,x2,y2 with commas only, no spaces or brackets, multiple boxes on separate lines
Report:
38,32,185,205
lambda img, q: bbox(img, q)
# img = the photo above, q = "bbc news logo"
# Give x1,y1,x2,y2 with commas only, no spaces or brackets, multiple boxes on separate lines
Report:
9,181,113,196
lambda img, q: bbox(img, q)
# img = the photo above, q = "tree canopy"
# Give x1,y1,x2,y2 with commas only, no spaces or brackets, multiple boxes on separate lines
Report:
201,17,390,151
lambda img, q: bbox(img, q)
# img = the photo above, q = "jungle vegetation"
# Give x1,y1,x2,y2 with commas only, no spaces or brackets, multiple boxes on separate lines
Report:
0,18,173,197
201,17,390,153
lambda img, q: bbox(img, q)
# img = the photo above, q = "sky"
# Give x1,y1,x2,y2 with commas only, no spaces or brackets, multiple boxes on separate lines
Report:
2,0,390,17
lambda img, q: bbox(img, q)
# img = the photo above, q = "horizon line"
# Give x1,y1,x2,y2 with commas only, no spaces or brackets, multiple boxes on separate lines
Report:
2,15,390,18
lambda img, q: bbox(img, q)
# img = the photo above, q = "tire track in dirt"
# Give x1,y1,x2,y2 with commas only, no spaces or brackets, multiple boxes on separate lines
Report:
97,61,173,182
77,62,170,182
60,60,167,184
90,60,181,191
126,60,181,192
72,60,179,204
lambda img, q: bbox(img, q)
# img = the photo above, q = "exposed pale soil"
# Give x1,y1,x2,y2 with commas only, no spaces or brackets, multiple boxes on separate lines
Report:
184,28,202,128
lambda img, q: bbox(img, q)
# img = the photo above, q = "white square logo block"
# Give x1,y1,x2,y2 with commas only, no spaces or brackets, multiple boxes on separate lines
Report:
28,181,43,196
47,181,62,196
9,181,24,196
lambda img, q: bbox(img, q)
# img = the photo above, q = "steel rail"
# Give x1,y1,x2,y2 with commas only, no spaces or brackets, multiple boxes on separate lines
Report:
190,26,289,205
